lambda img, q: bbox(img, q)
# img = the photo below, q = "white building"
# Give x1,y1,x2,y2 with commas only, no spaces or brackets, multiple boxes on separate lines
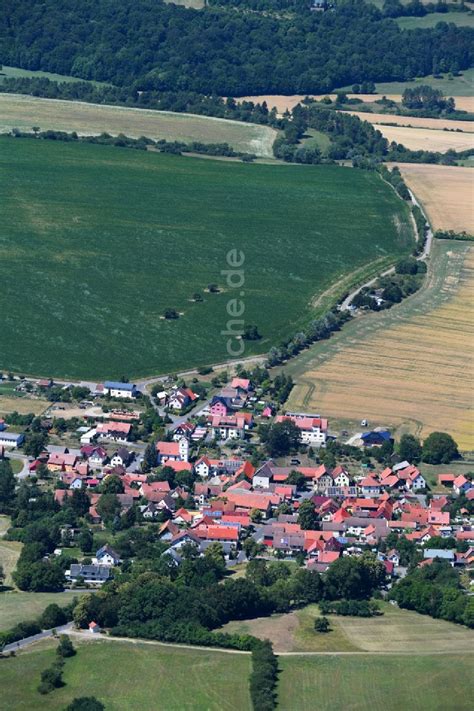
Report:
103,381,138,399
0,432,25,448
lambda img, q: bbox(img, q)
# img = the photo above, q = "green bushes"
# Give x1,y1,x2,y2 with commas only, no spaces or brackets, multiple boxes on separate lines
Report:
0,620,42,649
319,599,382,617
434,230,474,242
37,635,76,694
390,560,473,628
250,641,278,711
9,129,257,161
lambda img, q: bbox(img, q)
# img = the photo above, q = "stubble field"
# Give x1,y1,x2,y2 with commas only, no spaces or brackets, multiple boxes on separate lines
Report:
371,123,474,151
285,241,474,449
348,110,474,132
395,163,474,232
0,136,413,380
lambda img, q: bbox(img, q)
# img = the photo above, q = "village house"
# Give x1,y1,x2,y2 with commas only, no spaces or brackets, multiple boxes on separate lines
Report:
210,413,252,440
66,563,112,587
275,413,328,446
167,387,199,411
156,437,189,464
97,421,132,444
109,447,134,468
93,545,121,566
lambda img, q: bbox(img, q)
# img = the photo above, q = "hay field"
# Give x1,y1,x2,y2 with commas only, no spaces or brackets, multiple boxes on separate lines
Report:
285,241,474,450
348,110,474,132
372,123,474,151
0,93,277,157
396,163,474,232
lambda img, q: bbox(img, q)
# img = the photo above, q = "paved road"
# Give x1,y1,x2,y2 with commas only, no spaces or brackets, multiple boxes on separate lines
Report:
2,622,73,653
6,452,30,479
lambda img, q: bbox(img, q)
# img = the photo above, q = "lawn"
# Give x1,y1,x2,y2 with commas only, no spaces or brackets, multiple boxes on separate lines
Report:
0,136,413,380
278,654,474,711
284,241,474,450
0,638,252,710
220,601,474,653
0,94,277,157
0,539,22,587
0,592,79,631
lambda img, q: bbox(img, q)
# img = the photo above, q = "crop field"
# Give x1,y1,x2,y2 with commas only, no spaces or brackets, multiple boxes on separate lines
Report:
284,241,474,450
0,136,413,380
0,638,252,710
221,602,474,654
0,592,78,631
349,110,474,132
371,123,474,151
278,655,474,711
395,163,474,233
0,94,277,157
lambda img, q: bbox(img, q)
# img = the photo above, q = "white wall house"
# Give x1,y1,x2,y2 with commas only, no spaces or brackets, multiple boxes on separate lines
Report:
0,432,25,448
103,381,138,399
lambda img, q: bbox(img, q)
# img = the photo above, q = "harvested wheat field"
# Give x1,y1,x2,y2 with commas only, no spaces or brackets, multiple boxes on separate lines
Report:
349,111,474,132
396,164,474,233
373,124,474,151
285,241,474,450
237,95,474,114
0,93,277,157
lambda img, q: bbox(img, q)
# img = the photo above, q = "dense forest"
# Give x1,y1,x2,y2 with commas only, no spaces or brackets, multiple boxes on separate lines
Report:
1,0,472,95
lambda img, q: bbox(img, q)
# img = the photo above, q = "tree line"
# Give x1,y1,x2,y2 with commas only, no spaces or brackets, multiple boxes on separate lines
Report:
1,0,472,95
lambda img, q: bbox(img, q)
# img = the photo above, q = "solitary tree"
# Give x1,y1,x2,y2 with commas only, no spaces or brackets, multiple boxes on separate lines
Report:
163,308,179,320
314,616,330,633
422,432,459,464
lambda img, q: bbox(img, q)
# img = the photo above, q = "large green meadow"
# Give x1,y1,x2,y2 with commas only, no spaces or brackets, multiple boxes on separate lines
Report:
0,137,413,379
0,639,252,710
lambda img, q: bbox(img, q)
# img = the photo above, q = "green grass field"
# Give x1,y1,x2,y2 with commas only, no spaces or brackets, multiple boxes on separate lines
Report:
0,94,277,157
278,654,474,711
0,639,252,710
0,65,109,86
0,592,79,631
221,601,474,653
396,11,474,29
0,136,413,379
371,68,474,97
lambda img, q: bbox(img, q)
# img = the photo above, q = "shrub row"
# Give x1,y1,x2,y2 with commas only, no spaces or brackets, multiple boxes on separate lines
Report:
434,230,474,241
319,599,382,617
250,640,278,711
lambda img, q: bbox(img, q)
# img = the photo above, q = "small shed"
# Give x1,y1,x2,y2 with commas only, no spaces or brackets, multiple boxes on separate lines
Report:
88,621,101,634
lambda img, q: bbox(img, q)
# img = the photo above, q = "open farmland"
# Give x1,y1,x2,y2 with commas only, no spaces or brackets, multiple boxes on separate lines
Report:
0,94,277,157
348,111,474,132
0,136,413,380
278,655,474,711
395,163,474,232
284,241,474,450
237,94,474,114
370,123,474,151
0,638,252,711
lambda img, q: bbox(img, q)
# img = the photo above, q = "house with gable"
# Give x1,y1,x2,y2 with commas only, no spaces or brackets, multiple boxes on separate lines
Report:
156,437,189,464
103,381,138,399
